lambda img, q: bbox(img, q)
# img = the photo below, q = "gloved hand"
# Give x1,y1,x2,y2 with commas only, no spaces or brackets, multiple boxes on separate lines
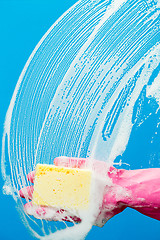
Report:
19,157,160,227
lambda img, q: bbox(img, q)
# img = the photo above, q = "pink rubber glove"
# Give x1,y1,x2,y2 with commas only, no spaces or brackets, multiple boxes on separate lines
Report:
107,167,160,222
19,157,160,227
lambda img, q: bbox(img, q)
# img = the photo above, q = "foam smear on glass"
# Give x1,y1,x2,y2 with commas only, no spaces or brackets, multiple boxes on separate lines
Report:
1,0,160,239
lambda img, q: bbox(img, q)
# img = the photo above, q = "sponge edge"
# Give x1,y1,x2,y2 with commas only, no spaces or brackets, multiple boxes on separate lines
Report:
32,164,92,210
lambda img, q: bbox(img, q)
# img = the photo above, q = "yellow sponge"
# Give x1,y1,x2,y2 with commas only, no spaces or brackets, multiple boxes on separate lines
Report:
32,164,92,210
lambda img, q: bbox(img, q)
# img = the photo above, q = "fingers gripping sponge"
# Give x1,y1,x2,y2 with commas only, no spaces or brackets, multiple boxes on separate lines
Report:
32,164,92,210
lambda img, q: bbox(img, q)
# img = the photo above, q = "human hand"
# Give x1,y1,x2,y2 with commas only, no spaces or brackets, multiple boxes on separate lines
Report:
19,157,128,227
19,158,82,223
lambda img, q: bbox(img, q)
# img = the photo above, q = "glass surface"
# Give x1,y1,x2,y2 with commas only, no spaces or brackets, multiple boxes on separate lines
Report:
1,0,160,239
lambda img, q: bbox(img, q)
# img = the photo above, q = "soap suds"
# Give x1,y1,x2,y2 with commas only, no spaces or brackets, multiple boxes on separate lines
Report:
1,0,160,239
146,72,160,109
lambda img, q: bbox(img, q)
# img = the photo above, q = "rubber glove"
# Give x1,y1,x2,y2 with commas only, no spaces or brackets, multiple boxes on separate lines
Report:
19,157,160,227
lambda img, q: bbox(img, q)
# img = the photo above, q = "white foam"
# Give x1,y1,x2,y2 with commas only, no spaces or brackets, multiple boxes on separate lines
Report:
2,0,160,239
146,72,160,109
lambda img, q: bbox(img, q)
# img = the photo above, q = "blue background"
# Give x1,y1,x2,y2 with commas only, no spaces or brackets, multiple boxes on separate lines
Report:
0,1,160,239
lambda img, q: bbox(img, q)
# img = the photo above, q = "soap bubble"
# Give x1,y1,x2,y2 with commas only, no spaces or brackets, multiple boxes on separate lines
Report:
1,0,160,239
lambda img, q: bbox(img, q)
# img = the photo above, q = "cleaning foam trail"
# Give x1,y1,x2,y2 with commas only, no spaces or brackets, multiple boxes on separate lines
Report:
1,0,160,239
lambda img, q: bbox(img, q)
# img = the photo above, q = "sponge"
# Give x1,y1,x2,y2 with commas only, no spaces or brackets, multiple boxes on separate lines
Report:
32,164,92,210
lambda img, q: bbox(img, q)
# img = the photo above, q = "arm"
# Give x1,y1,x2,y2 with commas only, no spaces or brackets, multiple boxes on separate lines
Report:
19,157,160,226
102,167,160,223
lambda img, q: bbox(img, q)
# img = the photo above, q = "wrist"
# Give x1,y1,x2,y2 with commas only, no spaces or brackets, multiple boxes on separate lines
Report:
106,167,132,205
95,167,129,227
108,167,160,208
